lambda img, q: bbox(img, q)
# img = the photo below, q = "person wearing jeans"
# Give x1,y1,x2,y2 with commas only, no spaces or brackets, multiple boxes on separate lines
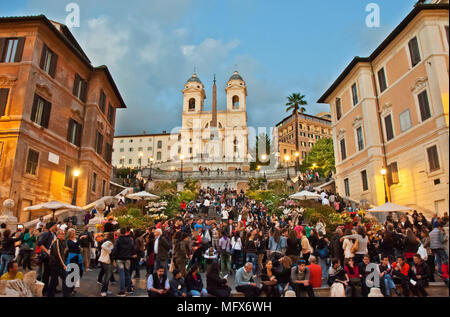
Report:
429,224,448,275
98,232,115,296
112,228,136,296
379,256,399,297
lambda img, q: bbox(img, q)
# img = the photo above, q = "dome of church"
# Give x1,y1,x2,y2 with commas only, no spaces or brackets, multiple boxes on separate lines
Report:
187,73,202,84
229,71,243,81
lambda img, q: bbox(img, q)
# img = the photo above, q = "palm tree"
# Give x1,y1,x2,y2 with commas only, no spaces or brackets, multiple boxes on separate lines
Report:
286,93,308,172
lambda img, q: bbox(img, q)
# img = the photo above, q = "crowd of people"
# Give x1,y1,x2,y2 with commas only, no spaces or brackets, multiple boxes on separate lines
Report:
0,186,448,298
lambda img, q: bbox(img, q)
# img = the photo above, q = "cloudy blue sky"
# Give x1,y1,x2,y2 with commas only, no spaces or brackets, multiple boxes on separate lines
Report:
1,0,418,135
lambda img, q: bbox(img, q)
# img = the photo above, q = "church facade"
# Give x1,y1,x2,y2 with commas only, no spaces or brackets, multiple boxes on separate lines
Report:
177,71,250,171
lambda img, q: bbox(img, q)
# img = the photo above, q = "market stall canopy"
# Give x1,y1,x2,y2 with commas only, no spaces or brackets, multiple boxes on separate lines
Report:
367,202,414,212
24,201,82,219
126,191,159,200
289,190,321,200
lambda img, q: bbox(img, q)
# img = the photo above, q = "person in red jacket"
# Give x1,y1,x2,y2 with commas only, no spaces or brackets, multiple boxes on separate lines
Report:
307,256,322,288
180,200,187,212
392,256,411,297
344,258,360,297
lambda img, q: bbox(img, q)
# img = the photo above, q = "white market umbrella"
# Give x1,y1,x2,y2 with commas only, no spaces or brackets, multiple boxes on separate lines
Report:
289,190,322,200
126,191,159,201
24,200,82,220
367,202,413,213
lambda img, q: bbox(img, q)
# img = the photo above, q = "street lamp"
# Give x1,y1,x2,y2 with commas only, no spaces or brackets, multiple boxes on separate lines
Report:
139,152,143,170
149,157,153,181
72,168,80,205
284,154,291,181
381,168,389,203
295,152,300,173
179,154,185,180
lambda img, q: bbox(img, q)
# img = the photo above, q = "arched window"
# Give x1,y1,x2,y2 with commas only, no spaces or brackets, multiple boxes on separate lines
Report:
188,98,196,111
232,96,239,109
233,137,238,153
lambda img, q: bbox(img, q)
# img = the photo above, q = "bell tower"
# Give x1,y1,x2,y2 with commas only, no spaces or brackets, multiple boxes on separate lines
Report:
226,70,247,112
182,73,206,113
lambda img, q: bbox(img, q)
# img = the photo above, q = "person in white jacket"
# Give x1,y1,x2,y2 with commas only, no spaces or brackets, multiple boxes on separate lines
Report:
98,232,115,297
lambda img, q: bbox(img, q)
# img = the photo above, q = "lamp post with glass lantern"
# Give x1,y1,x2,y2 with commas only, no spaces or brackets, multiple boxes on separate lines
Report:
139,152,143,170
295,151,300,173
149,157,153,181
381,168,389,203
284,154,291,181
179,154,185,181
71,168,80,205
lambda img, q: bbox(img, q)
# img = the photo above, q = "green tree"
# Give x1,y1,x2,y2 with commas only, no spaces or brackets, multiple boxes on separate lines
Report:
300,138,335,177
286,93,308,170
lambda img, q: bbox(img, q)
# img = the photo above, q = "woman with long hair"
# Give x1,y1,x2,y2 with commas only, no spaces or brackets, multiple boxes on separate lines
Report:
268,228,282,260
261,260,280,297
340,226,369,265
274,256,293,295
206,261,231,297
231,231,243,270
66,228,84,295
286,230,301,264
404,228,420,265
186,264,208,297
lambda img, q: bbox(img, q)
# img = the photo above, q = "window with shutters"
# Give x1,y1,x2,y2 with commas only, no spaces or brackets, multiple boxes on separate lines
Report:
335,98,342,120
408,37,421,67
427,145,440,172
417,90,431,122
378,68,387,93
95,131,103,155
39,44,58,77
361,170,368,191
92,173,97,192
384,114,394,141
0,88,9,117
102,180,106,196
157,140,162,149
344,178,350,197
67,119,82,147
25,148,39,176
0,37,25,63
157,152,162,160
64,166,73,188
99,89,106,113
30,94,51,128
387,162,399,185
107,103,114,124
73,73,87,102
340,138,346,161
351,83,359,106
104,143,112,164
356,126,364,151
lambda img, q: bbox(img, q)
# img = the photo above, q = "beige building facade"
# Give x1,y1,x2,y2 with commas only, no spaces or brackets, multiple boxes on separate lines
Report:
318,3,449,216
275,112,332,166
112,131,178,168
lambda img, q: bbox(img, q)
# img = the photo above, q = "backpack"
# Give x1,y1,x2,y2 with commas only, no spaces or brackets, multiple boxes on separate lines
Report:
317,246,329,259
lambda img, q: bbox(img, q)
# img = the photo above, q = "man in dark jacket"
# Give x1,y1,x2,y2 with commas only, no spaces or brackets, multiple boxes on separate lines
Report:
329,228,344,265
169,269,187,297
112,228,137,296
47,229,70,297
409,254,431,297
79,226,94,271
154,228,170,274
37,222,57,296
